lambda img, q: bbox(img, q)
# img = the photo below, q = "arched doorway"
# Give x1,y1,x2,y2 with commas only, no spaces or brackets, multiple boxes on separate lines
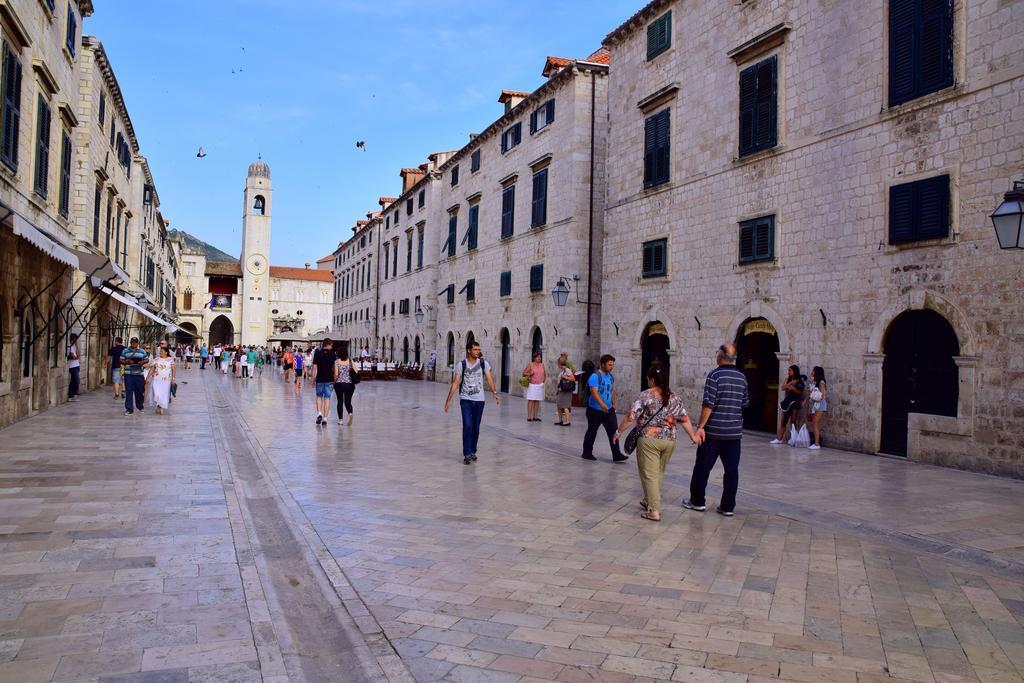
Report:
640,321,670,392
402,336,409,364
209,316,234,346
175,322,198,346
499,328,511,393
735,317,780,432
531,327,543,358
881,310,959,456
414,336,421,364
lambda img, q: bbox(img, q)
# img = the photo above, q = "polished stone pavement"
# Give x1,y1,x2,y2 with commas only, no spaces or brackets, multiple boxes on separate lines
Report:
1,365,1022,682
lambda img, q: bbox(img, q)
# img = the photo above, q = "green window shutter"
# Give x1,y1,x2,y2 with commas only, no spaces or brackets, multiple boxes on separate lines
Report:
738,221,756,263
451,165,459,186
65,5,77,56
738,56,777,156
34,95,51,197
644,110,670,188
531,169,548,227
1,47,22,171
642,239,667,278
447,284,455,305
417,228,424,268
647,12,672,60
529,109,538,134
471,149,480,172
58,131,71,217
889,174,949,244
738,216,775,263
500,271,511,297
501,185,515,238
466,279,475,301
467,204,479,250
546,99,555,124
889,0,953,106
446,214,457,256
529,264,544,292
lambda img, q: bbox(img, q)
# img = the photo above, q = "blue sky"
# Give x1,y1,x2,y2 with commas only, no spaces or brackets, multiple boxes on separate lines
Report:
87,0,638,266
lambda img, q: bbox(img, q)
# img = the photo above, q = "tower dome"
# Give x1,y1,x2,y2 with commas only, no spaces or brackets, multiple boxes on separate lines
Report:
247,157,271,179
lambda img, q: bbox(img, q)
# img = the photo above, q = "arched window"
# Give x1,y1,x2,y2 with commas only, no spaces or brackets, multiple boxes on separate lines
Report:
446,332,455,368
253,195,266,215
18,298,34,379
183,289,193,310
296,289,304,302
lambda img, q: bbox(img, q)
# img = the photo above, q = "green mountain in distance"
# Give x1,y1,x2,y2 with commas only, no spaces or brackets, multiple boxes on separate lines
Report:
168,229,238,263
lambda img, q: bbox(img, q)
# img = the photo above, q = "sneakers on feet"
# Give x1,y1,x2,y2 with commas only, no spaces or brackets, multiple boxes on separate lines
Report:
613,455,628,463
124,410,132,416
463,457,472,465
316,415,323,425
769,438,783,444
470,454,478,461
716,507,735,517
581,454,597,461
808,444,820,450
337,418,343,425
681,499,707,512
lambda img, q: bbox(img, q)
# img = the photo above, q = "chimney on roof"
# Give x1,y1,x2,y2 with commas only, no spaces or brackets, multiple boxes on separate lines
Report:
469,133,478,141
304,262,310,270
400,167,426,193
498,90,528,114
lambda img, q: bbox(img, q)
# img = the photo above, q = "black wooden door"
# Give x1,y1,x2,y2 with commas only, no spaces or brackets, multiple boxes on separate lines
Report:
880,310,959,456
500,330,510,393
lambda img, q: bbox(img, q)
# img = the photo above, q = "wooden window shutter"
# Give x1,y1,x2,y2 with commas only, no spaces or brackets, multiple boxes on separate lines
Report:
890,175,949,244
642,239,667,277
531,169,548,228
468,204,479,250
655,109,670,185
647,12,671,60
889,182,916,243
546,99,555,124
2,48,22,171
501,185,515,238
643,115,657,187
738,64,757,156
34,96,51,197
529,109,538,134
754,218,774,260
738,221,756,263
447,284,455,305
919,0,953,95
529,264,544,292
755,57,777,151
447,214,457,256
500,271,511,296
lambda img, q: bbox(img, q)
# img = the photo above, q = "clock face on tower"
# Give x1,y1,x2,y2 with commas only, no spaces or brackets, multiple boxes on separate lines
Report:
246,254,267,275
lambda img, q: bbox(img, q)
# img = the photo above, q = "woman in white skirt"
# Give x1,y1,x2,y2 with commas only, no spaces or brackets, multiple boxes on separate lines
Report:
522,352,546,422
149,346,176,414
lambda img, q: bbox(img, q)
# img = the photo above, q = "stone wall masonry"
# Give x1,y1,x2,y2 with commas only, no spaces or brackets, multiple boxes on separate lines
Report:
601,0,1024,476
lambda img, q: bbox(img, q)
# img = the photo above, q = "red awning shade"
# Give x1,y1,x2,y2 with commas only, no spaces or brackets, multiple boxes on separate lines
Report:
208,277,238,294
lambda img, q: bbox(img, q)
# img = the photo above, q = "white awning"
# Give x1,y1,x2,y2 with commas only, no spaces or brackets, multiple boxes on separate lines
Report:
72,248,131,282
94,283,185,334
8,213,78,268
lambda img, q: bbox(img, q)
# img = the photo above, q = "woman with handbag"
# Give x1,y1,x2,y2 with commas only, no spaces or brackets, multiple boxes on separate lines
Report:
554,354,576,426
614,366,700,522
806,366,828,450
522,353,546,422
149,346,176,415
333,348,359,425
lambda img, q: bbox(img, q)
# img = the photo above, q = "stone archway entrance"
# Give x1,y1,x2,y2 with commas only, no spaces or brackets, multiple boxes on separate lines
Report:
531,328,543,358
640,321,670,392
881,310,960,456
414,336,421,364
402,336,410,364
175,322,198,346
499,328,511,393
209,316,234,346
735,317,780,432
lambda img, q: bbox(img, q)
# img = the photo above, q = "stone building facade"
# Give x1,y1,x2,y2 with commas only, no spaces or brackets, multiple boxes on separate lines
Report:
431,55,610,395
332,213,381,356
599,0,1024,476
0,0,95,426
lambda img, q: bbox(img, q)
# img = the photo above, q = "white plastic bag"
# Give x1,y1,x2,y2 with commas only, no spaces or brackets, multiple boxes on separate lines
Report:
795,425,811,448
788,423,798,446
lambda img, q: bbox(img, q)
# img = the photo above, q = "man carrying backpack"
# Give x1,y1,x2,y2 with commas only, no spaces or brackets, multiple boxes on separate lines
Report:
444,340,500,465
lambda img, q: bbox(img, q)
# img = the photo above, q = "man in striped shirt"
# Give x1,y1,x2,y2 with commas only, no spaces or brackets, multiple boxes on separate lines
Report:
683,343,749,517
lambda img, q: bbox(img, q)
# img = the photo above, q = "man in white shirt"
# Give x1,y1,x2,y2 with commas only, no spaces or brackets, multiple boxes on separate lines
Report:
67,333,81,402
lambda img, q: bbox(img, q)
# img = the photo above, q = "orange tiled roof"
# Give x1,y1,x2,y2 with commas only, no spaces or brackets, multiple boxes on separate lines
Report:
269,266,334,282
498,90,531,103
400,167,425,174
379,196,398,206
584,47,611,65
542,56,573,77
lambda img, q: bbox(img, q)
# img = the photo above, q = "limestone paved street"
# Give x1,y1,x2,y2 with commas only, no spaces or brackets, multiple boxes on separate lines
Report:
1,367,1023,683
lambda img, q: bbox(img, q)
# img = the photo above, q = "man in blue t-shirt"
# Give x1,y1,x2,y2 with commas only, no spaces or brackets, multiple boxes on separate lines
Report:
581,354,626,462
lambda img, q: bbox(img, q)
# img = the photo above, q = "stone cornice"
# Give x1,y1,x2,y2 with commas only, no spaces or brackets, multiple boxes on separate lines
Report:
83,36,139,154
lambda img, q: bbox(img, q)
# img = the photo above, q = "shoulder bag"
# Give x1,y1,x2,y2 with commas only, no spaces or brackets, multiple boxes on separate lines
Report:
623,402,667,455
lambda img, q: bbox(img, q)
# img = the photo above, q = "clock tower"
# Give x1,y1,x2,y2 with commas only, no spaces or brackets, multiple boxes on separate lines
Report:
241,157,272,346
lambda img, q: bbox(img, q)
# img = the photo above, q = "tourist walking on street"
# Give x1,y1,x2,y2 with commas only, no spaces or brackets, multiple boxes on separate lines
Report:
581,354,626,462
66,333,81,402
333,348,357,425
683,343,749,517
221,346,230,374
807,366,828,450
523,352,546,422
106,336,125,401
121,337,149,415
555,354,576,426
149,346,176,415
444,340,500,465
213,344,222,370
614,365,700,522
304,348,314,382
200,343,208,369
312,339,337,425
293,348,304,390
282,347,294,382
771,365,805,444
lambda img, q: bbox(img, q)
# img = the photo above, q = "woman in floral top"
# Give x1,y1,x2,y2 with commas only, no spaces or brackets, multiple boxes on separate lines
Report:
614,365,701,522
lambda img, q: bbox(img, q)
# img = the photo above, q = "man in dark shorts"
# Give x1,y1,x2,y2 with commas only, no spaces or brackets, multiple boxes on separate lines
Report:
106,336,126,400
312,339,337,425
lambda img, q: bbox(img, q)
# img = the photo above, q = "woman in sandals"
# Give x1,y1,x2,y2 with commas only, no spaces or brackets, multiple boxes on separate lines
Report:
614,365,701,522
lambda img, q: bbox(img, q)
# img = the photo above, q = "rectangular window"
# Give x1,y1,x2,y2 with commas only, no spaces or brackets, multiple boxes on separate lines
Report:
889,0,953,106
459,279,476,302
738,56,778,157
109,118,115,146
738,215,775,264
644,109,670,188
0,45,21,172
642,238,667,278
531,168,548,228
530,99,555,134
470,149,480,173
501,122,522,152
529,264,544,292
889,174,950,244
385,215,390,230
501,185,515,239
446,284,455,305
406,198,413,215
466,204,479,250
58,131,71,218
392,238,398,274
418,189,425,208
446,213,457,257
34,95,51,198
451,164,459,187
500,271,511,297
65,4,77,56
406,231,413,272
98,92,105,125
416,226,424,268
114,207,121,264
647,11,672,60
383,243,389,279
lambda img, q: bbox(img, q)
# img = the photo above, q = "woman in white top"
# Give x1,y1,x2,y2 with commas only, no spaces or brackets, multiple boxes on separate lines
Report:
149,346,176,414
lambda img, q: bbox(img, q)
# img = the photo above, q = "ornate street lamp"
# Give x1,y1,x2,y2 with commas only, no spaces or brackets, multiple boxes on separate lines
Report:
551,278,571,307
414,304,432,325
363,319,371,331
991,180,1024,250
